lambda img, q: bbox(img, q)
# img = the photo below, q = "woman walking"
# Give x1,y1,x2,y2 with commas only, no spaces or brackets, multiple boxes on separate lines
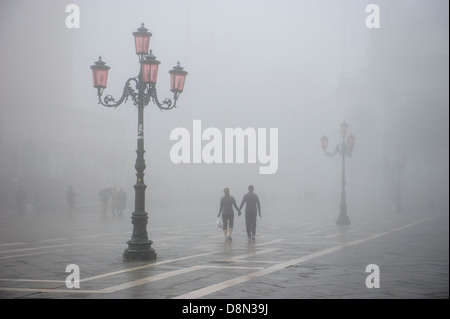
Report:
218,188,241,242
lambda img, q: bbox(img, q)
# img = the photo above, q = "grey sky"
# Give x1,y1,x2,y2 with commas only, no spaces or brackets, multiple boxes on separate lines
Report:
0,0,448,217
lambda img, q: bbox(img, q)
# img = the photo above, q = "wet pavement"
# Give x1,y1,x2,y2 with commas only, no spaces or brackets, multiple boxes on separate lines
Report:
0,202,448,303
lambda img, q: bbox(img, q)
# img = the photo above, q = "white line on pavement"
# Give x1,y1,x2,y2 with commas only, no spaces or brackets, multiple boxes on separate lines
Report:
254,239,285,246
0,242,25,247
0,215,440,297
80,251,217,282
173,215,438,299
0,232,132,247
0,265,264,294
0,243,79,254
218,248,278,262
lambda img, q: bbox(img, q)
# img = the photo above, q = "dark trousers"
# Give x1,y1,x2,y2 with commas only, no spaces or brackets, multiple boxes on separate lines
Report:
245,211,257,237
222,212,234,230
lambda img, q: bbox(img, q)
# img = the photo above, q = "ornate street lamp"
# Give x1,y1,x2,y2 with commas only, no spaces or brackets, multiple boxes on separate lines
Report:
169,62,188,93
141,51,160,84
90,23,188,261
91,57,110,91
133,23,152,56
321,122,356,225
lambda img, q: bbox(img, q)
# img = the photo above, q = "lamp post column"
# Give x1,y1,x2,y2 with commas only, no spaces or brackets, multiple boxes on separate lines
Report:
123,76,156,261
322,123,354,226
337,137,350,225
91,23,188,262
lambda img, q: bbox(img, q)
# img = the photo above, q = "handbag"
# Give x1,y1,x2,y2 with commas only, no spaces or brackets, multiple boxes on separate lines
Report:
216,217,223,228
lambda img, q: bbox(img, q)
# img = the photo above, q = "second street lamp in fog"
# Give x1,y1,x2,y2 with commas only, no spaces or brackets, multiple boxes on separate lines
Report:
90,23,188,261
321,122,356,225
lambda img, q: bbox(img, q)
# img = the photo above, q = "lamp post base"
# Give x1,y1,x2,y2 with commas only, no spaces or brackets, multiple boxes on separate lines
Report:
123,240,157,261
336,214,351,225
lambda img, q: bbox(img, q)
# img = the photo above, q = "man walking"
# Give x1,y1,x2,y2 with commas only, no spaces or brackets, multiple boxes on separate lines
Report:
218,188,240,242
239,185,261,241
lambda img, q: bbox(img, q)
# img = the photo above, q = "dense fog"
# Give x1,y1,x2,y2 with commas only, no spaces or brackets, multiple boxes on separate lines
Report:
0,0,448,226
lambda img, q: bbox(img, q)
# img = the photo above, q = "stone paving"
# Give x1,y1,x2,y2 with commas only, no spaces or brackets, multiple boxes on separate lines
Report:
0,202,448,302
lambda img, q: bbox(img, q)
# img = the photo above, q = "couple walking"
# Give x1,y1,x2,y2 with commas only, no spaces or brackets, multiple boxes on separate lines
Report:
218,185,261,242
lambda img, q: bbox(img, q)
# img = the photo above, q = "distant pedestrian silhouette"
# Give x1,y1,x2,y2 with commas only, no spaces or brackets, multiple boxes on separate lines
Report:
116,187,127,217
15,187,26,216
218,188,240,242
239,185,261,241
303,189,309,209
33,191,43,215
110,186,118,217
67,186,76,219
99,187,110,220
302,187,318,211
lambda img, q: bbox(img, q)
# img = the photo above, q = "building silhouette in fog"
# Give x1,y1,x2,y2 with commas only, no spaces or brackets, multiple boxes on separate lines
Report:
0,1,131,212
336,0,449,213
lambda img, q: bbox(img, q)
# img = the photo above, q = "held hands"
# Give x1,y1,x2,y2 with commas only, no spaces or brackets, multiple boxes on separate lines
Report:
238,209,242,216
